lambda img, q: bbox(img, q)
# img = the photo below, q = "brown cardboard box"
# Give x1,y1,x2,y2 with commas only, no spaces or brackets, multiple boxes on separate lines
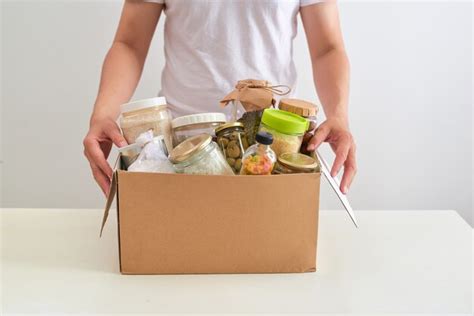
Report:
101,162,321,274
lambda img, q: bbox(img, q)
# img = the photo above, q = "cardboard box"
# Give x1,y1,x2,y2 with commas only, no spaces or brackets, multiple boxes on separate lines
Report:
101,161,321,274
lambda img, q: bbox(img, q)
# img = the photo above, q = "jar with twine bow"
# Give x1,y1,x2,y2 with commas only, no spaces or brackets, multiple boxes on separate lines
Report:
220,79,291,144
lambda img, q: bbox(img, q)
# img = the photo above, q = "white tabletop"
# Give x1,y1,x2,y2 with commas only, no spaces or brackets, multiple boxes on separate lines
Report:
1,209,472,314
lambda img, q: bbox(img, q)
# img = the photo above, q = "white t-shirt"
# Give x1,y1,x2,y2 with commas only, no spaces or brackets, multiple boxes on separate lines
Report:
144,0,324,117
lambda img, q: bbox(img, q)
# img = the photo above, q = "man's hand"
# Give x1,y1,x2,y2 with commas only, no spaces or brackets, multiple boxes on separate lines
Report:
83,117,128,195
307,118,357,194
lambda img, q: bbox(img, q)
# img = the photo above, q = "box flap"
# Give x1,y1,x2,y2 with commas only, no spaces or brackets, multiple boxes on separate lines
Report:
99,154,121,237
100,172,117,237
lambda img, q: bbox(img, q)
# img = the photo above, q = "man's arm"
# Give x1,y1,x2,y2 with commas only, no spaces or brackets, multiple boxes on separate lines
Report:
83,1,163,195
301,2,357,194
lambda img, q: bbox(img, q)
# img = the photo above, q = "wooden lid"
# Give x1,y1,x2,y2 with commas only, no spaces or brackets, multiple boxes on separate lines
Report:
279,98,318,117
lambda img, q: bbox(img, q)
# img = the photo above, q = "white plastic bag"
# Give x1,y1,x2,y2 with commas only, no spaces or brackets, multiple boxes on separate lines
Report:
128,130,175,173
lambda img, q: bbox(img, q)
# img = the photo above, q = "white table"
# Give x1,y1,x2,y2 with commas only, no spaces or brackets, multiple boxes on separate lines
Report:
1,209,472,314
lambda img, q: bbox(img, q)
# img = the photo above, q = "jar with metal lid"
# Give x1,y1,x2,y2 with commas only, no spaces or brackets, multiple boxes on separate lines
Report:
273,152,320,174
171,112,227,146
258,109,309,157
119,97,173,151
215,122,249,173
169,134,235,175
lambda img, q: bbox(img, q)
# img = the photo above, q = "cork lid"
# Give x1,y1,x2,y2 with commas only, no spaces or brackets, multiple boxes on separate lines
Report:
279,99,318,117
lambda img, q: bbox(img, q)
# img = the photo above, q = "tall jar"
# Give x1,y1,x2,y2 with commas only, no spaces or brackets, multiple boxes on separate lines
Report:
279,98,318,131
279,99,318,155
258,109,308,157
215,122,249,173
119,97,173,151
169,134,235,175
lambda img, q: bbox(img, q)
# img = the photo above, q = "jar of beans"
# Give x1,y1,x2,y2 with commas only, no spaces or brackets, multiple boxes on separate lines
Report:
215,122,249,174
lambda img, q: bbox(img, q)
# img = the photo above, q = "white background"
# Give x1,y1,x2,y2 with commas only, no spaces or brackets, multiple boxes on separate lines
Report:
1,0,473,225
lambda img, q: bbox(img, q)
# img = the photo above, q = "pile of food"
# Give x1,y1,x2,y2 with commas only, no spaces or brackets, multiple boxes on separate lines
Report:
117,80,320,176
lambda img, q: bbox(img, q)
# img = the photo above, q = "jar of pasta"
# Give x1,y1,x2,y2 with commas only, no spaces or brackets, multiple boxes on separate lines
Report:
258,109,308,157
169,134,235,175
215,122,249,173
119,97,173,151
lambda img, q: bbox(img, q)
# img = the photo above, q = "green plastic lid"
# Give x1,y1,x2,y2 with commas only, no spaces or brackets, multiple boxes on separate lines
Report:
261,109,309,135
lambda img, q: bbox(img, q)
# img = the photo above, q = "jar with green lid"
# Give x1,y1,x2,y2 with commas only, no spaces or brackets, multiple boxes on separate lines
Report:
169,134,234,175
258,109,309,157
273,152,320,174
215,122,249,173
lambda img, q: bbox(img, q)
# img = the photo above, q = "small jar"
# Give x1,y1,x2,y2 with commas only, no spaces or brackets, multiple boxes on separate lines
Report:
240,132,277,175
215,122,249,173
169,134,234,175
258,109,308,157
171,113,227,146
119,97,173,151
273,152,320,174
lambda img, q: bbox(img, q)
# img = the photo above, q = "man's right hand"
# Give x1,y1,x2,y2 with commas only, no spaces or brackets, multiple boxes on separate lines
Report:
83,116,128,196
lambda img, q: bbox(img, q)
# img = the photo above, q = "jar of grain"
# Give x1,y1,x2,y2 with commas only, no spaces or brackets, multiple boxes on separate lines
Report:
258,109,308,157
119,97,172,151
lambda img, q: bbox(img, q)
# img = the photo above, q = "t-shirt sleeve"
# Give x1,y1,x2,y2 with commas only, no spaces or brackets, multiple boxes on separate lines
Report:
300,0,326,6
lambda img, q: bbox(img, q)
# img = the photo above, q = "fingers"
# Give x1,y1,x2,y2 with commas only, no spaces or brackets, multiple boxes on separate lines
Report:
307,125,330,151
91,163,111,196
106,126,128,148
340,145,357,194
330,136,352,177
84,137,113,178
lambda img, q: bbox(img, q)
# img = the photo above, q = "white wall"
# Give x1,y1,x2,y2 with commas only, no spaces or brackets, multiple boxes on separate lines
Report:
1,1,472,225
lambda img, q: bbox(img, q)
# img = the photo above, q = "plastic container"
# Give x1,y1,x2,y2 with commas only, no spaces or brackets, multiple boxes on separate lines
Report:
240,132,277,175
119,97,172,151
169,134,234,175
258,109,308,157
171,113,227,146
215,122,249,173
273,152,319,174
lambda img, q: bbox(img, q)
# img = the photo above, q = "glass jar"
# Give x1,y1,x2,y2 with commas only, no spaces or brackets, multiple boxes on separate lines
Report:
258,109,308,157
279,99,318,155
279,98,318,131
169,134,235,175
240,132,277,175
119,97,173,151
273,152,320,174
215,122,249,173
171,113,227,146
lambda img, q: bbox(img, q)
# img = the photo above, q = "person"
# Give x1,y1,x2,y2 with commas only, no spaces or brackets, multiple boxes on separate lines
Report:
83,0,357,195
